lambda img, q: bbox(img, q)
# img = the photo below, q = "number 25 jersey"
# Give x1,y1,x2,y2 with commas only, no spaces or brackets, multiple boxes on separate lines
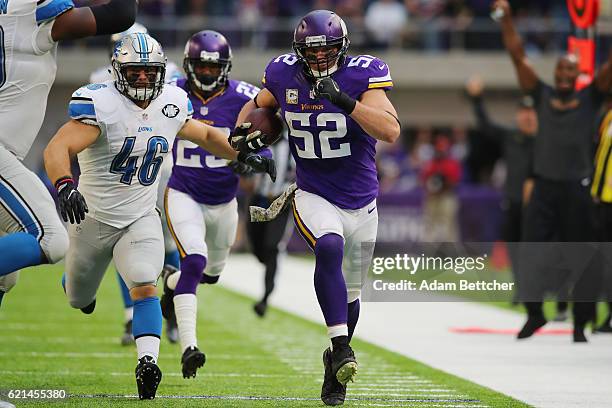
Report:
68,81,193,228
262,53,393,210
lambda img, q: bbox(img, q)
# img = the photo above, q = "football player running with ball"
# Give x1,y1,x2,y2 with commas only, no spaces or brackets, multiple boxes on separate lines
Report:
234,10,400,406
43,33,275,399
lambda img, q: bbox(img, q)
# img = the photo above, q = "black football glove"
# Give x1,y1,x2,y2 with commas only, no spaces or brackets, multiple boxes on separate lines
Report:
229,122,267,153
55,176,88,224
238,151,276,182
314,77,357,114
228,160,254,176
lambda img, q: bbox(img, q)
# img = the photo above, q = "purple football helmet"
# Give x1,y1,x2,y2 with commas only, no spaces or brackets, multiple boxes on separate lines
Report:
292,10,350,79
183,30,232,94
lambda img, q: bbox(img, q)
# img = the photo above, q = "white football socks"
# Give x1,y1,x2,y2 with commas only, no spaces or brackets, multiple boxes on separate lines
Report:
174,293,198,352
136,336,160,363
327,324,349,340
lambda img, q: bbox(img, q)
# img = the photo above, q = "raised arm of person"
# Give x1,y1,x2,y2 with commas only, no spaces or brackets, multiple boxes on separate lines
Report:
179,119,276,181
594,51,612,93
44,120,100,224
493,0,539,93
466,76,509,142
50,0,138,41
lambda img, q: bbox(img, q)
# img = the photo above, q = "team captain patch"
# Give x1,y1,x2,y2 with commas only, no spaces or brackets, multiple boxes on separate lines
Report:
286,89,298,105
162,104,180,118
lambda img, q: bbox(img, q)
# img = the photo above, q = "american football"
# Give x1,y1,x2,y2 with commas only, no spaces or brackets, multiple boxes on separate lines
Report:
2,1,609,407
244,107,284,146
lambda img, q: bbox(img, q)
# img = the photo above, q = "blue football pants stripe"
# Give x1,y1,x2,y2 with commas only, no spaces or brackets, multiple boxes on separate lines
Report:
0,176,42,240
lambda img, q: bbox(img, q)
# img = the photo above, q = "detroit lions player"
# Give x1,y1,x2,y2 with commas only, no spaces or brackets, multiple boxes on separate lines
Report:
234,10,400,406
159,30,265,379
0,0,137,306
90,22,183,85
43,33,275,399
89,21,183,346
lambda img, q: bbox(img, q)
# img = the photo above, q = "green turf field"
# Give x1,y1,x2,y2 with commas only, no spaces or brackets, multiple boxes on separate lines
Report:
0,263,531,407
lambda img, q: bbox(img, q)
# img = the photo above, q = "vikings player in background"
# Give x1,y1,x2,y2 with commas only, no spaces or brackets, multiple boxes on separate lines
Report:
234,10,400,406
160,30,268,379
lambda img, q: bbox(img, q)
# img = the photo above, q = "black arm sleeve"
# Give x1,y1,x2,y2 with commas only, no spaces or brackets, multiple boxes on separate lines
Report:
470,96,510,143
90,0,137,36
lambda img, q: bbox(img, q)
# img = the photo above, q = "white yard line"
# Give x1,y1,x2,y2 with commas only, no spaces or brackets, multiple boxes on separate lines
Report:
221,254,612,408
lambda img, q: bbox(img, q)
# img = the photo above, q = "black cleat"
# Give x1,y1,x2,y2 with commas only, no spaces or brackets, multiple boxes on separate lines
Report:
330,342,358,386
181,346,206,379
321,347,346,406
517,315,547,339
594,317,612,333
80,299,96,315
135,356,162,400
253,300,268,317
573,325,588,343
594,323,612,333
120,320,134,346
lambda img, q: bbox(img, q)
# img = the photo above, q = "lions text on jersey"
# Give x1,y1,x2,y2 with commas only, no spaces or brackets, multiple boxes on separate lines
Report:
68,81,193,228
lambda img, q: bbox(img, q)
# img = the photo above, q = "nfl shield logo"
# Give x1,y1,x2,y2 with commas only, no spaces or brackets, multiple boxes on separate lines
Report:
286,89,298,105
200,106,208,116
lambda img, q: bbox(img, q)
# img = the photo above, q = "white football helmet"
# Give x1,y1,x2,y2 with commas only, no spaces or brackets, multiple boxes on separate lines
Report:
111,22,148,44
111,33,166,102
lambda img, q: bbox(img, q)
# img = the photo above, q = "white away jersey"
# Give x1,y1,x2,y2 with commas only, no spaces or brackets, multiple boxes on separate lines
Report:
69,81,193,229
0,0,74,159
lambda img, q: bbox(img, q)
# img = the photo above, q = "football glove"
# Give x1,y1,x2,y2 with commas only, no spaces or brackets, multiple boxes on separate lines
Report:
229,122,267,153
55,176,88,224
314,77,357,114
238,151,276,182
228,160,254,176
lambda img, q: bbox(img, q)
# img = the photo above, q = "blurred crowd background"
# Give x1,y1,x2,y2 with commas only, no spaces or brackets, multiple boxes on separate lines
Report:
37,0,612,250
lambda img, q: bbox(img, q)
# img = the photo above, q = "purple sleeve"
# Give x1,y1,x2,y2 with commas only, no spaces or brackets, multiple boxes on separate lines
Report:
362,56,393,93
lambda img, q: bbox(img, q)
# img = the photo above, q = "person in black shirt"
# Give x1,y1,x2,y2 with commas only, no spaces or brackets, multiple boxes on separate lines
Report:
466,77,536,292
495,0,612,342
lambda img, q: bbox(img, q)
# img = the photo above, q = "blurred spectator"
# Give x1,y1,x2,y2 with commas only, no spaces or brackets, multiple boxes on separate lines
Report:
405,0,445,51
420,135,462,242
409,126,435,172
236,0,264,47
365,0,408,48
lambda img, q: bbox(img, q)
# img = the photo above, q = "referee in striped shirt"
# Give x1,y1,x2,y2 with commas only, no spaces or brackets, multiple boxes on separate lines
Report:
590,109,612,332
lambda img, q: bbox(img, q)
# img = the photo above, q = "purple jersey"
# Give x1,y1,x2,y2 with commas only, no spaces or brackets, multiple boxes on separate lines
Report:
168,78,260,205
263,54,393,209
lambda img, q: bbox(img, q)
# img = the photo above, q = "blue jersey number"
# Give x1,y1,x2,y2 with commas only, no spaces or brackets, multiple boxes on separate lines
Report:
0,25,6,90
110,136,169,185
